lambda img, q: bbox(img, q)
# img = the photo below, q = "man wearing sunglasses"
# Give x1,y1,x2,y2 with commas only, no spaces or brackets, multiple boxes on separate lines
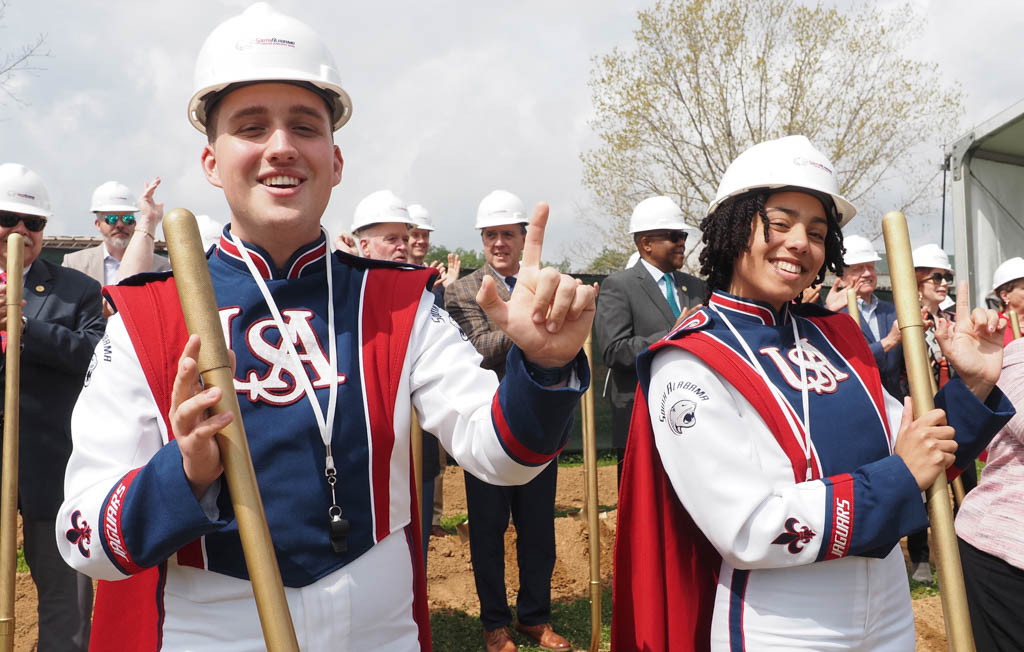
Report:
62,179,171,288
0,163,105,652
595,196,705,488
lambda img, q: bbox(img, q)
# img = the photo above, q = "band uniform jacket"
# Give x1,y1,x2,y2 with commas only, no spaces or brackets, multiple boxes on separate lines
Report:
63,244,171,284
595,264,705,416
1,259,105,519
445,265,514,379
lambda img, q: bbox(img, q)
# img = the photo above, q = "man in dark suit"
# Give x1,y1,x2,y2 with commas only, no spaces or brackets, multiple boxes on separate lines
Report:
0,164,105,652
824,235,904,399
595,196,706,487
446,190,569,652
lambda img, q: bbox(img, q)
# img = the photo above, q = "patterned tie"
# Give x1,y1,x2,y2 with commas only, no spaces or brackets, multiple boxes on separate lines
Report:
663,273,680,318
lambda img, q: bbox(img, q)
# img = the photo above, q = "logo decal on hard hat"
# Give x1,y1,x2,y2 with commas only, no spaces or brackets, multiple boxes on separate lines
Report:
793,157,833,175
235,37,297,50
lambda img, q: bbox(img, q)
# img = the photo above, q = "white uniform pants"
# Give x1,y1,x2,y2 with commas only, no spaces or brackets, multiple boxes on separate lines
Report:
710,545,915,651
162,532,419,651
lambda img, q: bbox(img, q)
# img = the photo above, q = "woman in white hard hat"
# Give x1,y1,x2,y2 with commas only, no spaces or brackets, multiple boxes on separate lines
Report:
991,256,1024,346
612,135,1013,651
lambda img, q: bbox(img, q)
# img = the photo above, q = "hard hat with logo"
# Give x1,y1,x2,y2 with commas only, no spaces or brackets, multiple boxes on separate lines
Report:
0,163,52,217
628,196,695,234
188,2,353,134
992,257,1024,294
91,181,138,213
475,190,527,229
708,135,857,227
842,234,881,266
407,204,435,231
352,190,414,233
911,243,952,271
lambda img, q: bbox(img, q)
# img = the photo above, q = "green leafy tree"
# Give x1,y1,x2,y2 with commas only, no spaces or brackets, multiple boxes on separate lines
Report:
582,0,963,263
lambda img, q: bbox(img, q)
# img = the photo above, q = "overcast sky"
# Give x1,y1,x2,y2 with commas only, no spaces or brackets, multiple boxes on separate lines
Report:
1,0,1022,266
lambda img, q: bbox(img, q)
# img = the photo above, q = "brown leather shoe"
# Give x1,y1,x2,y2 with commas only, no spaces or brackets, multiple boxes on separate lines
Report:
484,625,517,652
514,622,570,651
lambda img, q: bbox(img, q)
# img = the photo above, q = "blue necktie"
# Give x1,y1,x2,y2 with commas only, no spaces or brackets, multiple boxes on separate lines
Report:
663,273,680,318
506,276,516,292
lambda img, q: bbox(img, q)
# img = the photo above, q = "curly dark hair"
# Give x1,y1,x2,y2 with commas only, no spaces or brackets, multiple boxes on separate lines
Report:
697,188,845,303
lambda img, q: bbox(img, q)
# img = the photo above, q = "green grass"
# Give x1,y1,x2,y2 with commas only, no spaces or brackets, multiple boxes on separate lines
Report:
553,504,617,519
439,513,468,536
17,546,27,573
557,452,618,468
908,565,941,599
430,586,613,652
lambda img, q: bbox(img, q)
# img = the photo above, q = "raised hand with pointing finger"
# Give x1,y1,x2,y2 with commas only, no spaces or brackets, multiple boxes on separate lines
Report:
475,202,597,371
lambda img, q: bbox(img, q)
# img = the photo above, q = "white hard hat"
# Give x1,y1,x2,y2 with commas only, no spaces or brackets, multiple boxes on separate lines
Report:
352,190,414,233
843,234,881,266
407,203,435,231
708,135,857,227
992,257,1024,294
188,2,353,134
90,181,138,213
912,243,952,271
475,190,527,229
0,163,52,218
628,196,694,234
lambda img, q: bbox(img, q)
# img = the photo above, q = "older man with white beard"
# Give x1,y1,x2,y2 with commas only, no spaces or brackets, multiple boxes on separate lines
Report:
63,178,171,285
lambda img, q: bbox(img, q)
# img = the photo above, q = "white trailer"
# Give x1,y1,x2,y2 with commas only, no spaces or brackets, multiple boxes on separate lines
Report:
946,100,1024,307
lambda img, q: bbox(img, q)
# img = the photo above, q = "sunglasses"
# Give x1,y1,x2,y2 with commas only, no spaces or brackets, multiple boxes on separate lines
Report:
647,231,688,243
102,214,136,226
927,272,953,284
0,211,47,232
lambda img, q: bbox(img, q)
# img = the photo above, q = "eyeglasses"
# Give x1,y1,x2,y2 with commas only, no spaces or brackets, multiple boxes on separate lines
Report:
0,211,47,232
102,214,136,226
927,272,953,284
647,231,688,243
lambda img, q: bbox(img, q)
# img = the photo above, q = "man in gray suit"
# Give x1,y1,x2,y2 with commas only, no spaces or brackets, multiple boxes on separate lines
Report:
62,178,171,287
595,196,706,486
0,164,105,651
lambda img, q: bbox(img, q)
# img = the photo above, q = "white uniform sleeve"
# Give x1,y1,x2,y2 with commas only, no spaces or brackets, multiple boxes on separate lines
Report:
56,315,168,579
407,292,584,486
649,347,925,570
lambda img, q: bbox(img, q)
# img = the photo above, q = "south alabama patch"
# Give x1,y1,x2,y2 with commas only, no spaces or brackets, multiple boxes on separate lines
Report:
658,380,710,435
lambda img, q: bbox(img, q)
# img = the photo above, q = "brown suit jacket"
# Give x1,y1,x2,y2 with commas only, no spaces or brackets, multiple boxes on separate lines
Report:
62,244,171,285
445,265,513,379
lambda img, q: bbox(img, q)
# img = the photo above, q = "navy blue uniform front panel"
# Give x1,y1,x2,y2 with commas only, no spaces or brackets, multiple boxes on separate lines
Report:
706,296,892,477
205,243,375,587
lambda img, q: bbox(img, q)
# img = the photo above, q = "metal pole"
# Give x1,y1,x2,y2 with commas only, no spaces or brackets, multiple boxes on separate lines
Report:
581,334,602,652
883,211,975,652
0,235,23,652
1010,311,1021,340
164,209,299,651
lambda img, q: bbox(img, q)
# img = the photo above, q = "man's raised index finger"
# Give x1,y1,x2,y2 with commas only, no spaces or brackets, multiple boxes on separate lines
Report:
521,202,549,268
955,279,969,323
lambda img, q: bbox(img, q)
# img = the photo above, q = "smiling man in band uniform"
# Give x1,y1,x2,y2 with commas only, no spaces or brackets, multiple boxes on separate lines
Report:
55,4,595,651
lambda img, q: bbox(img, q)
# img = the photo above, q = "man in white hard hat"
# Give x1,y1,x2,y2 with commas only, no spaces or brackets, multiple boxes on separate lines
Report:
825,234,904,398
56,5,595,651
446,189,572,652
352,189,416,263
62,178,171,287
992,256,1024,346
0,163,105,652
594,196,705,487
